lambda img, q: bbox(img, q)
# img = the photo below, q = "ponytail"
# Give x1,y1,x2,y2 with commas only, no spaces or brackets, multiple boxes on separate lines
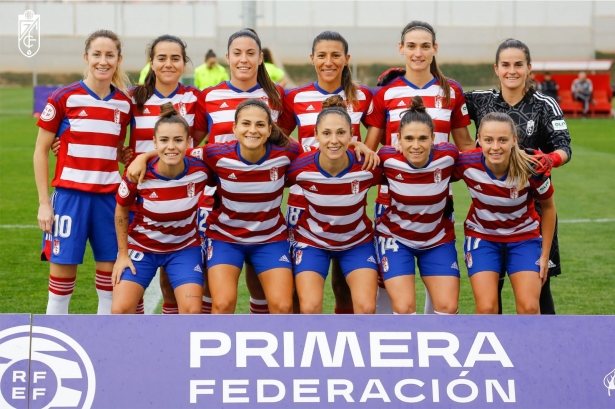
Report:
398,95,434,134
133,34,191,112
228,29,282,111
84,29,131,94
234,99,291,148
478,112,536,189
312,31,358,109
154,102,190,137
400,21,451,108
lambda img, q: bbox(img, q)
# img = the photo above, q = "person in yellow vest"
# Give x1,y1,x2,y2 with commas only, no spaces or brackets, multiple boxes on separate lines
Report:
138,62,150,84
194,50,229,90
263,48,287,88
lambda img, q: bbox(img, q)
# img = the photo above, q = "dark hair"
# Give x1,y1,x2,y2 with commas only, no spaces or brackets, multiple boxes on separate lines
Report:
84,29,130,94
398,96,434,135
205,49,216,60
400,21,451,108
314,95,352,133
311,31,359,109
263,48,274,64
133,35,190,112
495,38,533,93
227,29,282,110
154,102,190,137
234,99,290,148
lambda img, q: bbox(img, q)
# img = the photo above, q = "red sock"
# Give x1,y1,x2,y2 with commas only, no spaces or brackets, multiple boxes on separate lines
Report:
334,308,354,314
162,302,179,315
202,296,212,314
249,298,269,314
47,275,76,314
95,270,113,292
135,298,145,314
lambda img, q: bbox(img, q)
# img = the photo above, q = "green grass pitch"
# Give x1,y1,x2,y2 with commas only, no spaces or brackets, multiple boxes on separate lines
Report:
0,87,613,314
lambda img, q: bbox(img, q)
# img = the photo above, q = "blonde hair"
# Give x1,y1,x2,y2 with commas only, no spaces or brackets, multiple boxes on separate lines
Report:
84,29,131,94
478,112,537,189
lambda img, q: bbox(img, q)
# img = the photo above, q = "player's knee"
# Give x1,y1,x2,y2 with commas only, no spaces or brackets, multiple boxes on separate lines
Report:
212,298,236,314
433,301,458,314
475,301,498,314
353,299,376,314
111,303,134,314
517,300,540,315
393,304,416,314
269,299,293,314
180,304,202,314
300,301,322,314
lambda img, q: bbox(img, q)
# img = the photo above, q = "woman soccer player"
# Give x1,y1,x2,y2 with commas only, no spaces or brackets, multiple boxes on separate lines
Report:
464,39,572,314
128,34,200,315
33,29,131,314
376,96,460,314
364,20,475,314
112,103,211,314
286,96,382,314
279,30,374,314
455,112,556,314
192,28,286,314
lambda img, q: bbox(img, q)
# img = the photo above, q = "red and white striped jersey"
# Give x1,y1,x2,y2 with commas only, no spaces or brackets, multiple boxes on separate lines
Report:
376,143,458,249
454,148,554,242
194,81,285,143
279,82,372,146
364,77,470,206
286,150,383,250
37,81,131,194
129,84,199,157
189,141,301,243
116,156,213,253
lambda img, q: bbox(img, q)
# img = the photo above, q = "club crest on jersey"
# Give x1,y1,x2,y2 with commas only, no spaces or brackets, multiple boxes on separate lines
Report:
435,95,443,109
434,168,442,183
260,96,269,105
295,249,303,265
270,167,278,181
465,252,473,268
190,148,203,160
114,108,120,124
381,256,389,272
53,238,60,255
178,102,187,117
526,120,535,135
187,182,195,198
207,245,213,261
510,186,518,200
346,102,354,114
288,228,295,242
118,180,129,198
351,180,360,194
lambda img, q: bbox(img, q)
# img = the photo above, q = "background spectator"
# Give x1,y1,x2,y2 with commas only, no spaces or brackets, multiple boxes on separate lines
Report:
194,50,229,90
571,71,593,115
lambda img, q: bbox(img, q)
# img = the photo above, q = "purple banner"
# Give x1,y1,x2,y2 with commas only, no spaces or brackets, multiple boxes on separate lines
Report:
0,315,32,409
33,86,60,115
1,315,614,408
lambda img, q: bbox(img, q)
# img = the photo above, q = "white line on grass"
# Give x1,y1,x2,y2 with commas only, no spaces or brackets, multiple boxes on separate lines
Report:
143,268,162,314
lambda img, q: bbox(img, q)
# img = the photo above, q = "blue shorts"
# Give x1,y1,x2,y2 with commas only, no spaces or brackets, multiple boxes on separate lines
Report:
375,236,460,280
205,238,291,274
41,188,117,264
285,205,304,244
293,241,378,279
464,237,542,277
120,246,204,289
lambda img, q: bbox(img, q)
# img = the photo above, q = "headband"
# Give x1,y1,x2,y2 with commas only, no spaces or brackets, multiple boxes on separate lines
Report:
401,25,435,40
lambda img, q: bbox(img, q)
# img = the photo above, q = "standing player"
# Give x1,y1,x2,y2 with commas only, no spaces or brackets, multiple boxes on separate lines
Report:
455,112,556,314
33,30,131,314
192,28,285,314
112,103,212,314
286,96,381,314
193,50,229,90
464,38,571,314
279,30,373,315
128,34,200,315
364,21,475,314
376,96,460,314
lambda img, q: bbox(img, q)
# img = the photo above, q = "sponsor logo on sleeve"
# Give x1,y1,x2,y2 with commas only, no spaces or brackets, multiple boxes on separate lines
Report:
461,103,468,116
552,120,567,130
190,148,203,160
536,178,551,195
40,103,56,121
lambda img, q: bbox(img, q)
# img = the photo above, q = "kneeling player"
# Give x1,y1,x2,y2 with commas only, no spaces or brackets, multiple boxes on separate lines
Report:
112,103,212,314
376,96,460,314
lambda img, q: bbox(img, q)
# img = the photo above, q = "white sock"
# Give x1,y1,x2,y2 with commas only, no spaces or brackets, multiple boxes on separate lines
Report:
434,309,458,315
95,270,113,315
423,284,435,314
46,275,76,314
376,286,393,314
